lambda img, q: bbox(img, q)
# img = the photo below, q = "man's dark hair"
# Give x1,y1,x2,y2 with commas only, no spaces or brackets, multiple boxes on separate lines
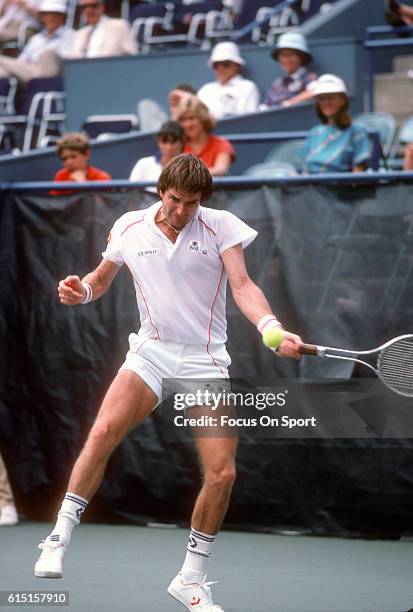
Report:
157,154,213,201
156,120,185,142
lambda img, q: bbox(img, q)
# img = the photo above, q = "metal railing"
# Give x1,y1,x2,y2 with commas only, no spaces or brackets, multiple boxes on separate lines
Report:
3,171,413,193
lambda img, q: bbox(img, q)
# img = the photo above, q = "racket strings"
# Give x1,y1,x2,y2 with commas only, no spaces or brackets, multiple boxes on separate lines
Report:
378,338,413,396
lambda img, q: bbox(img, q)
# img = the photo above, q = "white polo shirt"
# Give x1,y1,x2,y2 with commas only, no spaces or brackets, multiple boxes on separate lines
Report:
102,201,257,345
197,75,260,120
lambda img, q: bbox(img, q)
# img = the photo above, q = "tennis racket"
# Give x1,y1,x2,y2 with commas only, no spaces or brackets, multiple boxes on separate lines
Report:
299,334,413,397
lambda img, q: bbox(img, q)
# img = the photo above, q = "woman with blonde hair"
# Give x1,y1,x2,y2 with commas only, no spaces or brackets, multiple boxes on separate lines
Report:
176,95,235,176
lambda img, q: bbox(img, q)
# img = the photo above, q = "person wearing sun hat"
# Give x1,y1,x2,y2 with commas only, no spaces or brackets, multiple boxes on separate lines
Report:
0,0,73,83
300,73,370,174
262,31,318,109
197,40,260,120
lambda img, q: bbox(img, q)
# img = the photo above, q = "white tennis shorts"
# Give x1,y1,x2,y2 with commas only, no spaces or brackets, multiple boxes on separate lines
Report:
119,333,231,404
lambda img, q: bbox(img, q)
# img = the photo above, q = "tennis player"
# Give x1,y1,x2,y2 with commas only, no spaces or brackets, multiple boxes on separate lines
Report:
34,154,302,611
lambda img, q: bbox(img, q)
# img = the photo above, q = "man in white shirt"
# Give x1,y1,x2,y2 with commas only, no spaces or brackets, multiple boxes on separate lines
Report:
33,154,302,611
197,41,260,120
0,0,72,83
70,0,137,58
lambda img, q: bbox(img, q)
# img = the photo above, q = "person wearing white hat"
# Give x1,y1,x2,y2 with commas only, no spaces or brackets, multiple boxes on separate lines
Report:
0,0,73,83
301,74,370,173
197,41,260,120
262,31,317,109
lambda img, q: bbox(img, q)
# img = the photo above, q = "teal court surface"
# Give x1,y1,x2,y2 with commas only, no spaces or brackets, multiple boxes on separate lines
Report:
0,522,412,612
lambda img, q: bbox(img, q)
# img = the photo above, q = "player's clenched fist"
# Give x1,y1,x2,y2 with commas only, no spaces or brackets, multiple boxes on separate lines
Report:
58,275,85,305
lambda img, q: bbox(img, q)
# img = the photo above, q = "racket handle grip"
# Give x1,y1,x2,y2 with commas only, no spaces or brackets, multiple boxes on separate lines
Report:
299,343,318,356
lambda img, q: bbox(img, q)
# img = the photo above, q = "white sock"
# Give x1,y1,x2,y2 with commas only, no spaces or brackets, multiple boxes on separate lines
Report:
181,527,215,584
49,492,89,543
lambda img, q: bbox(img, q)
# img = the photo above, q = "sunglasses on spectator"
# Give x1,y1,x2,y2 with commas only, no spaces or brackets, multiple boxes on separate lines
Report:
81,2,101,9
213,61,232,69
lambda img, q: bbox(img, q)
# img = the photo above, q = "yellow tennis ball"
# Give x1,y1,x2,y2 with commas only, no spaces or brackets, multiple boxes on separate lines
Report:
262,327,285,349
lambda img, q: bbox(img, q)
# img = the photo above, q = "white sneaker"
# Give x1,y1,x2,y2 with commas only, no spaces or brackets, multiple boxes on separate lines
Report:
0,505,18,526
167,573,224,611
34,535,67,578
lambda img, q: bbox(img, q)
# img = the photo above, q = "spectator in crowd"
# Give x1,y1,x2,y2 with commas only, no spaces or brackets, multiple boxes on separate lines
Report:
0,0,40,46
197,41,260,120
301,74,370,174
52,132,111,187
129,120,184,189
0,0,73,83
262,31,317,109
176,95,235,176
70,0,137,58
403,143,413,169
385,0,413,25
0,452,18,526
168,83,196,120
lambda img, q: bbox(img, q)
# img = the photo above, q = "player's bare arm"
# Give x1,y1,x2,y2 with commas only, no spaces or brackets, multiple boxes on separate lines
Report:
58,259,120,306
222,243,302,359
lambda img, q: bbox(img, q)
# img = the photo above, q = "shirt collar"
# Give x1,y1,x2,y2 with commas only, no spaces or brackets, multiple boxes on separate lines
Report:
93,14,108,28
145,201,201,229
43,25,65,40
289,66,306,81
219,74,242,87
145,201,162,227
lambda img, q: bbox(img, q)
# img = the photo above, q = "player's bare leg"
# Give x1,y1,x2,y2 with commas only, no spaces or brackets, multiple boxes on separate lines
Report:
191,434,238,535
34,370,157,578
66,370,156,499
168,407,237,611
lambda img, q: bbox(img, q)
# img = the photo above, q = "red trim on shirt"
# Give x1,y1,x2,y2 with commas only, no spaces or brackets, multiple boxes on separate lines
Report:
120,218,144,237
126,265,161,340
206,263,226,377
121,216,160,339
198,216,217,236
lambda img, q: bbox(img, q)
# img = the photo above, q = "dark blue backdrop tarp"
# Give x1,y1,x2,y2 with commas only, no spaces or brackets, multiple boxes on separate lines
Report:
1,182,413,536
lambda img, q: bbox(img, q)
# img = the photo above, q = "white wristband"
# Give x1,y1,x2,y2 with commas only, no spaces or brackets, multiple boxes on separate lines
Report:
81,282,93,304
257,315,282,335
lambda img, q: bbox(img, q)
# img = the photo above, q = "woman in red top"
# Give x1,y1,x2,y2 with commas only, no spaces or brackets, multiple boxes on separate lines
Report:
176,96,235,176
53,132,111,186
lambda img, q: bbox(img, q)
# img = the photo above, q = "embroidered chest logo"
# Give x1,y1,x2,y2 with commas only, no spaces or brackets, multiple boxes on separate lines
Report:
137,248,161,257
187,240,207,255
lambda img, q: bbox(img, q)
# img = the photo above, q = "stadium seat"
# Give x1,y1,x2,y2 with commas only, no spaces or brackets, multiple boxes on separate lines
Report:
136,99,168,132
396,115,413,145
0,77,17,115
387,115,413,169
1,77,65,152
263,138,306,169
131,0,223,51
353,112,397,159
82,114,139,139
243,161,297,177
